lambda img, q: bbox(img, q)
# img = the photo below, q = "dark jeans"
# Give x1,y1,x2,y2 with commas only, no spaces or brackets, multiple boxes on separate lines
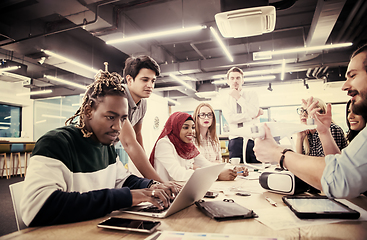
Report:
228,137,260,163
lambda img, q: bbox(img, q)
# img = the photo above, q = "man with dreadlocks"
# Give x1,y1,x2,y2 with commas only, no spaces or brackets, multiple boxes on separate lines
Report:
20,69,178,227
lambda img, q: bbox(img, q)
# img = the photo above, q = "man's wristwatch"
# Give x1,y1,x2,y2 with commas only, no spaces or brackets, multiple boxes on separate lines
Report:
147,180,161,188
279,148,293,170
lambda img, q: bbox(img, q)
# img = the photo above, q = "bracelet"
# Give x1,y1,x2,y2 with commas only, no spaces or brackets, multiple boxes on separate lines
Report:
147,180,161,188
279,149,293,170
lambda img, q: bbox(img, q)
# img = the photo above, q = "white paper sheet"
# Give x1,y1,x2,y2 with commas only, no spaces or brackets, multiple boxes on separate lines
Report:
254,200,367,231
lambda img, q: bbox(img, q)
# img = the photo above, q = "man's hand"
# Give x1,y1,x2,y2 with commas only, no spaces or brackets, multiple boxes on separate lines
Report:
254,123,283,164
130,188,171,209
234,166,249,177
255,108,264,118
218,169,237,181
149,181,181,199
229,89,241,100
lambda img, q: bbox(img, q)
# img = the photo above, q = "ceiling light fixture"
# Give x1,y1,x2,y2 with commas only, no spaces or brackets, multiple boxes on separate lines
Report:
41,49,98,74
257,42,353,57
16,89,53,96
106,25,207,44
1,72,31,81
35,120,47,124
44,75,88,90
280,59,286,80
213,75,276,85
212,68,279,79
42,114,66,119
38,56,46,65
169,74,196,91
195,91,218,98
0,66,21,73
210,26,234,62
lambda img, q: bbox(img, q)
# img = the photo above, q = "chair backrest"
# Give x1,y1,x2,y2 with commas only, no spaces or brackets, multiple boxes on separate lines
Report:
0,144,11,153
9,181,27,230
10,144,25,153
24,143,35,153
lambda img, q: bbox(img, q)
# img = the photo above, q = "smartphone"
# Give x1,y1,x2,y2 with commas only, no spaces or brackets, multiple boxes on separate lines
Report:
204,191,219,198
236,192,251,196
97,217,161,233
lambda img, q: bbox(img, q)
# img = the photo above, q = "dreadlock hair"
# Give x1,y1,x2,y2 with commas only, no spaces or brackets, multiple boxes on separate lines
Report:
65,69,126,138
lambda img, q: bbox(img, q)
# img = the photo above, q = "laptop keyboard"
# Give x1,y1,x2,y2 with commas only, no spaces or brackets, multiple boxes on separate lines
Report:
138,198,174,213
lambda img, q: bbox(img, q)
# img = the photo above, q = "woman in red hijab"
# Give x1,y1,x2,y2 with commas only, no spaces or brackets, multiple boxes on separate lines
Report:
149,112,248,182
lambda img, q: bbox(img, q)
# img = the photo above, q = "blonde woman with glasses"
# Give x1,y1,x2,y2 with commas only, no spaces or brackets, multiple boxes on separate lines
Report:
193,103,222,163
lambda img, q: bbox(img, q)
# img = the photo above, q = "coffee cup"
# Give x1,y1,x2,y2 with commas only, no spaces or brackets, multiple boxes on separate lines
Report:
229,157,240,165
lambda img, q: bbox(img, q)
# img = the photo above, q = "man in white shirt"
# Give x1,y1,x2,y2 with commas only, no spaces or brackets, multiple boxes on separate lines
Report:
221,67,262,163
253,44,367,198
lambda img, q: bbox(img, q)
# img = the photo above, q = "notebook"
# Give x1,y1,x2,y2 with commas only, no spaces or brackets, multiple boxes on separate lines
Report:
120,163,226,218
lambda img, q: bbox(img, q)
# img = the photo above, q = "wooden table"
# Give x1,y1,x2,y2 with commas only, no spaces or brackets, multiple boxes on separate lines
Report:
1,173,367,240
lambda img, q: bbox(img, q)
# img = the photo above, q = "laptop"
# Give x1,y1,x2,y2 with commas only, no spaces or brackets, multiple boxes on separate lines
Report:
120,163,226,218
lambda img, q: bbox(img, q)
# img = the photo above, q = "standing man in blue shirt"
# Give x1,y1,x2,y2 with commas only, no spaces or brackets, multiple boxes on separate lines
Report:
254,44,367,199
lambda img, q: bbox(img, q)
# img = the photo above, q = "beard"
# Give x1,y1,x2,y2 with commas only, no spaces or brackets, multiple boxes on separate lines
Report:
351,89,367,119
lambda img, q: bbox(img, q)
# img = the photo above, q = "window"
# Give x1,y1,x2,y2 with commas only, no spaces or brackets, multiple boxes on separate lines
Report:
0,103,22,138
34,95,82,140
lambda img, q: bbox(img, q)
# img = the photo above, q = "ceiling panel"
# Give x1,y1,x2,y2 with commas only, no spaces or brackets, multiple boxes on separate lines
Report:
0,0,366,100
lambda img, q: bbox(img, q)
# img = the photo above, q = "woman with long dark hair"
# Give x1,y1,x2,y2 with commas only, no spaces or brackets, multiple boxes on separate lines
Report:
346,99,366,142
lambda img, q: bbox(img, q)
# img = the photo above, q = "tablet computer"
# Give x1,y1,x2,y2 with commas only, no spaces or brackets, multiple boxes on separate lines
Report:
97,217,161,233
282,196,360,219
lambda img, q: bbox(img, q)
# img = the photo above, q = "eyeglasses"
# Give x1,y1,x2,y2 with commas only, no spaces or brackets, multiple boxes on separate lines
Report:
296,107,308,115
198,113,213,119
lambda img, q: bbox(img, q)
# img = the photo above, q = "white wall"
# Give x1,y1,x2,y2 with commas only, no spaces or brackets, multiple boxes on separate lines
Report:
171,80,350,114
128,93,170,176
0,81,33,141
142,94,170,155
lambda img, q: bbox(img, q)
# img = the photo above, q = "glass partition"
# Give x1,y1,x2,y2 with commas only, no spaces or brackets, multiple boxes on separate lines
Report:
0,103,22,138
34,95,82,141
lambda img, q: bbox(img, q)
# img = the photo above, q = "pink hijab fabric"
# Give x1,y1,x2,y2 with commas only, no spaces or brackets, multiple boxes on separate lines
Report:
149,112,200,166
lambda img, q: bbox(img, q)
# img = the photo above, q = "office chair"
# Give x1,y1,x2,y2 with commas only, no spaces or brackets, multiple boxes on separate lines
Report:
0,144,11,179
220,140,229,162
23,143,35,177
10,144,25,177
9,181,27,230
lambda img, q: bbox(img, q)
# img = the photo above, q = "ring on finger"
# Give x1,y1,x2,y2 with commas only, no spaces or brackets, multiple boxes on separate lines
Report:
151,190,155,198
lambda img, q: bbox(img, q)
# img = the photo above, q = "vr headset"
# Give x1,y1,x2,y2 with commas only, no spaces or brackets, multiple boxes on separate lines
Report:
259,170,310,195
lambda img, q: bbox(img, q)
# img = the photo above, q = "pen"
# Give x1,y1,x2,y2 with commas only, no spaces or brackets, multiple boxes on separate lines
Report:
237,171,244,174
265,197,277,207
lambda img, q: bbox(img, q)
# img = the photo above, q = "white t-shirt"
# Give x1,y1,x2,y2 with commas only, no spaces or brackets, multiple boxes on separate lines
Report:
153,136,214,182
